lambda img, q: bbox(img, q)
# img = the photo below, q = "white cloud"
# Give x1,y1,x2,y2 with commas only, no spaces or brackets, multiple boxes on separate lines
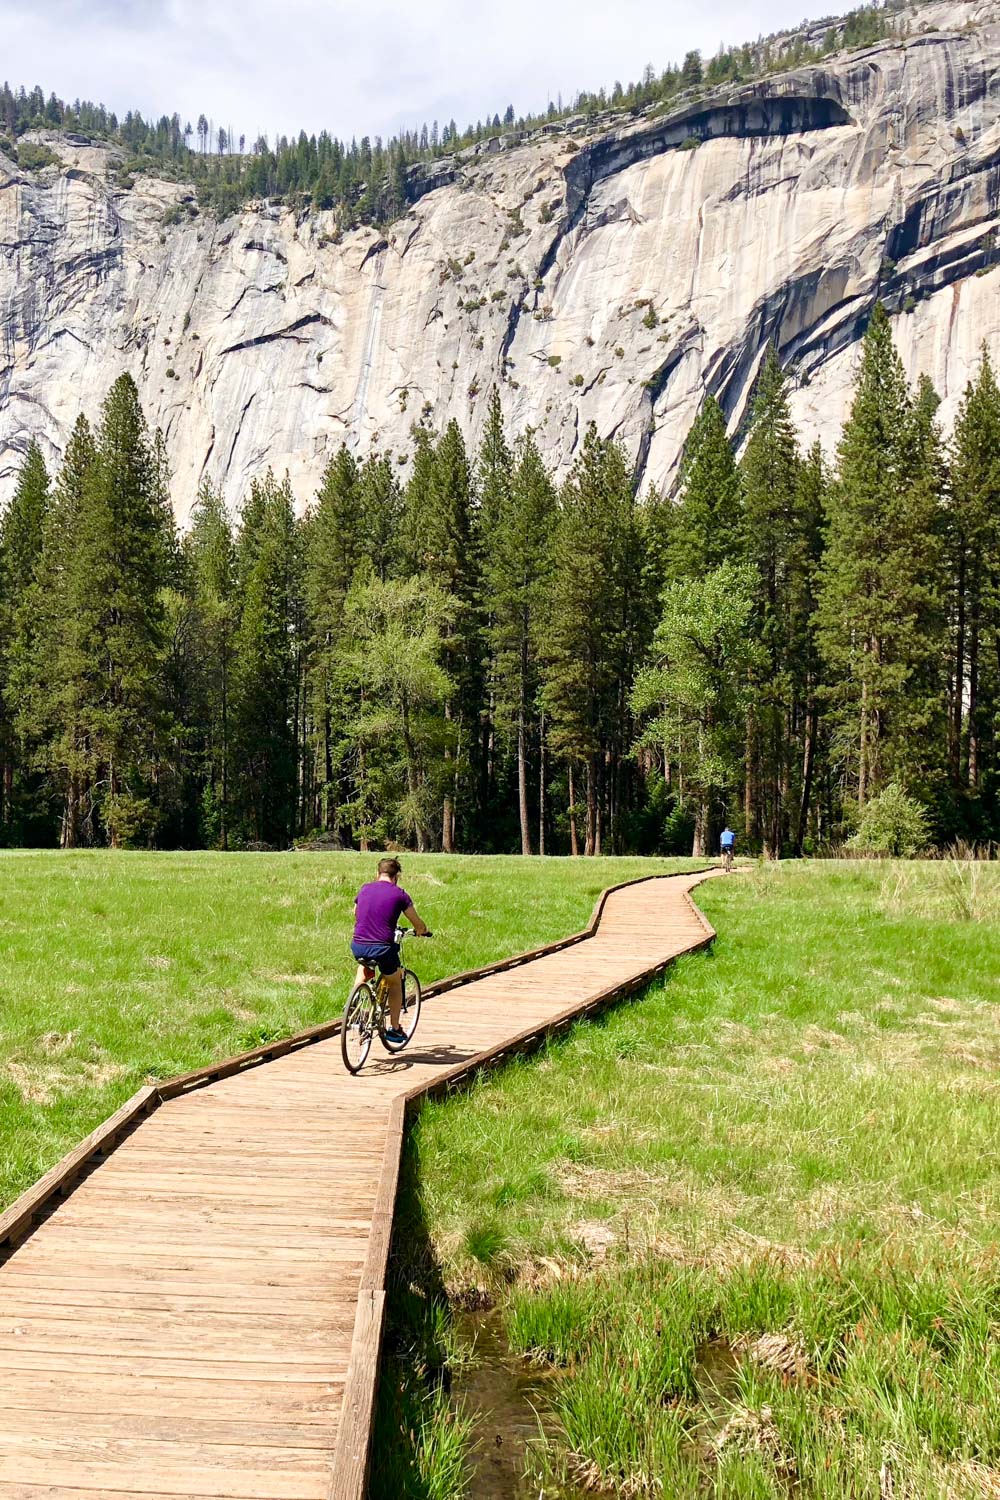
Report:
2,0,854,147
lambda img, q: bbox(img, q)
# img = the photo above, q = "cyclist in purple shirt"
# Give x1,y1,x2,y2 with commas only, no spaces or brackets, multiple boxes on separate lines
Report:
351,857,430,1043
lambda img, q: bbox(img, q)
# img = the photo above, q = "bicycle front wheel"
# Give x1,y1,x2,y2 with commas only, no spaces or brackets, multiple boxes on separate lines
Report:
341,982,377,1074
380,968,422,1052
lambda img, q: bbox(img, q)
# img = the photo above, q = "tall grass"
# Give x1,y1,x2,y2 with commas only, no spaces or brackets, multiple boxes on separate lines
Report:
0,849,698,1208
406,861,1000,1496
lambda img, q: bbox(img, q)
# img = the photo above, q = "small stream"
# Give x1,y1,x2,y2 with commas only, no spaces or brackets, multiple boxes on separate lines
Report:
452,1310,594,1500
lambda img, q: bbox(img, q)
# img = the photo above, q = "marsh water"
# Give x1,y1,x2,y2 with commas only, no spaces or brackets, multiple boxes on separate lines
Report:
452,1308,743,1498
452,1309,594,1500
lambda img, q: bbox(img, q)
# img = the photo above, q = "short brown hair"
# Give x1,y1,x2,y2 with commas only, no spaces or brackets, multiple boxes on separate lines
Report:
377,857,402,880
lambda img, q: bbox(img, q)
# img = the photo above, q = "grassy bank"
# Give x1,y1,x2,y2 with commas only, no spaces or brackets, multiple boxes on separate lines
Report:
403,860,1000,1498
0,850,696,1209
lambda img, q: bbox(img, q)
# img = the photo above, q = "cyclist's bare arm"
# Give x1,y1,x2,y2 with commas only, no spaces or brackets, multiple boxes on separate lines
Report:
403,903,429,936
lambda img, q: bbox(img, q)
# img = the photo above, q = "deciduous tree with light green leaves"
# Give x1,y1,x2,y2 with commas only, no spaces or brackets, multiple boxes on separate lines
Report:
339,573,453,852
632,562,763,856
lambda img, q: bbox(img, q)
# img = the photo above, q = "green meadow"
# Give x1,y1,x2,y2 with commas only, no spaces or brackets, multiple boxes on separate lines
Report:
0,850,696,1209
4,852,1000,1496
383,860,1000,1499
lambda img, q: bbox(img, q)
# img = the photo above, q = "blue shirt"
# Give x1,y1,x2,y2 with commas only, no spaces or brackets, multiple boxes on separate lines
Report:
720,830,735,849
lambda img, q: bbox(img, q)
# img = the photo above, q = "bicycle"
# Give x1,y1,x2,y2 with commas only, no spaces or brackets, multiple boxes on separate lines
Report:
722,847,734,873
340,925,430,1074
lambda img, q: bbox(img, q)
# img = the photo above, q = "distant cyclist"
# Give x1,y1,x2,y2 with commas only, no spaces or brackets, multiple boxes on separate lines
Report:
351,858,430,1044
720,825,736,873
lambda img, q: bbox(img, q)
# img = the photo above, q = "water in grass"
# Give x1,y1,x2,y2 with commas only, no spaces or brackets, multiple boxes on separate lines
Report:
453,1309,595,1499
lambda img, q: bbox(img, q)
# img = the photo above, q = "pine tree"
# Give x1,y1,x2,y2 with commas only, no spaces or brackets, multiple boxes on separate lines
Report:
358,452,404,578
13,415,96,845
948,346,1000,813
304,446,363,834
231,472,300,846
488,432,556,854
666,395,741,579
85,375,177,845
476,388,513,825
404,420,480,849
18,381,175,847
791,441,827,851
816,305,944,813
739,347,801,855
541,426,639,854
0,440,49,838
185,483,235,846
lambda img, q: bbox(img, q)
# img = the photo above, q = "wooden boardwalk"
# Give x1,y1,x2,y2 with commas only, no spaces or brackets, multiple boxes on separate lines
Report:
0,870,718,1500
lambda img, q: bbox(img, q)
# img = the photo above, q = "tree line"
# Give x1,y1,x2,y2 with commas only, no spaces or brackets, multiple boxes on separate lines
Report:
0,0,898,227
0,306,997,856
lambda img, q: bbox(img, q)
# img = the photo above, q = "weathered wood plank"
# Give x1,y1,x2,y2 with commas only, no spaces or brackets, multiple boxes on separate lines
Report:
0,870,719,1500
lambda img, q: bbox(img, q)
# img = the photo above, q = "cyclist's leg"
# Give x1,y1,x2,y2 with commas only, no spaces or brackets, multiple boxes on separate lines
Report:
375,944,403,1029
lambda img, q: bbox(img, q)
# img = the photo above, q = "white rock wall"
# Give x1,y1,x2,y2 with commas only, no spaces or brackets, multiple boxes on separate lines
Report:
1,0,998,518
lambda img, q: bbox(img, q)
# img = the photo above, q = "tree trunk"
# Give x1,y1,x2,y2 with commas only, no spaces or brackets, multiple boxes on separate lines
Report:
951,549,966,786
568,762,579,857
796,693,817,856
61,776,79,850
402,698,427,853
968,602,980,788
585,757,598,857
538,715,546,857
744,707,755,842
517,704,531,856
858,671,869,809
442,703,455,853
692,798,709,858
221,642,229,852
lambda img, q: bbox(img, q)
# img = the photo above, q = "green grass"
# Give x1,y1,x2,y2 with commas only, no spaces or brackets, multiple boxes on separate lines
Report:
406,860,1000,1497
0,849,697,1210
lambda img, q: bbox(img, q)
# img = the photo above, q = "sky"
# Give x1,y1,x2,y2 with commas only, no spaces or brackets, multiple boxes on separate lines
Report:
3,0,856,148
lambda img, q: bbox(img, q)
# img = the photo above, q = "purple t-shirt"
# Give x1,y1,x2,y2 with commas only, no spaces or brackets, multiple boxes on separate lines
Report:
354,881,412,945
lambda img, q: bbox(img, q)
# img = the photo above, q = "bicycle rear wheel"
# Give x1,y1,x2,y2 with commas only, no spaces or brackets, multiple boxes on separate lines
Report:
379,968,422,1052
341,982,377,1073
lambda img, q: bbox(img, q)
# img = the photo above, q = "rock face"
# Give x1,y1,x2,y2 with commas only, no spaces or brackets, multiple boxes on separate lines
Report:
2,0,999,518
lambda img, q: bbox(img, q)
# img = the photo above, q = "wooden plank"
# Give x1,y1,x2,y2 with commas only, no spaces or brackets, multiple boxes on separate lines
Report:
0,869,720,1500
327,1291,384,1500
0,1088,158,1250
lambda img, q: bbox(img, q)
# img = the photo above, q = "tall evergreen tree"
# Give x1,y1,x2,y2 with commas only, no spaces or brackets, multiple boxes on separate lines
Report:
541,426,640,854
667,395,742,578
405,420,480,849
476,388,514,825
13,415,96,845
304,446,363,834
230,472,300,846
488,432,556,854
0,440,49,839
185,483,236,847
358,452,405,578
948,346,1000,817
816,305,944,812
739,346,802,855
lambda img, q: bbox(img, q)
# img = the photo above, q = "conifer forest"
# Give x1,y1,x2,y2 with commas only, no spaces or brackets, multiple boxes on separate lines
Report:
0,305,997,857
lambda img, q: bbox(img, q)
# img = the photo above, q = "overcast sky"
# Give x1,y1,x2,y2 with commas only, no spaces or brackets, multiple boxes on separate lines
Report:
4,0,854,147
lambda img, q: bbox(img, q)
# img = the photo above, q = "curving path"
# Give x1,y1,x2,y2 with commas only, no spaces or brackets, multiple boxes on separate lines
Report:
0,869,719,1500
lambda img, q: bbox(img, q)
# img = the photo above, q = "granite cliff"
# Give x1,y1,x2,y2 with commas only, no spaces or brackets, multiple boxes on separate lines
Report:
1,0,999,517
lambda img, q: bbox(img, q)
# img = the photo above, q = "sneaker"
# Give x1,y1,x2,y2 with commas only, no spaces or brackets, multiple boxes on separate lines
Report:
384,1027,407,1045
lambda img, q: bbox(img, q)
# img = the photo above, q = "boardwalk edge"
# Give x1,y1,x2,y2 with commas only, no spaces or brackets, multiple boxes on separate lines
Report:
326,868,719,1499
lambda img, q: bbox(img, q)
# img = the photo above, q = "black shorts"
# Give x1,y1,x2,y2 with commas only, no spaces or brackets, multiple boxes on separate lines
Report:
351,940,400,975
